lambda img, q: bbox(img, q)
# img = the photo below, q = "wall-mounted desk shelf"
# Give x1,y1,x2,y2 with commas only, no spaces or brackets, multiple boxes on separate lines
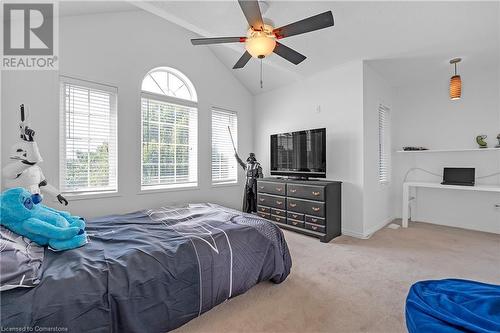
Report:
405,182,500,193
396,148,500,154
402,182,500,228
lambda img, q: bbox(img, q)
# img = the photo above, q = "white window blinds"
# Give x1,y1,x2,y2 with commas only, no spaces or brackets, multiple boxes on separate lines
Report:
378,104,391,183
211,108,238,184
60,78,118,194
141,97,198,189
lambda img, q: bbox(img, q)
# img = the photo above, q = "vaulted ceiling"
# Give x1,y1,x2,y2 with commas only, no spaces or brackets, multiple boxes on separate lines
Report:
60,1,499,95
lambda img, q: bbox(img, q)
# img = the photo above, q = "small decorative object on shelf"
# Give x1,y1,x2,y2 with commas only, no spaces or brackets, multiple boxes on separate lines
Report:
403,146,429,151
496,134,500,148
476,135,488,148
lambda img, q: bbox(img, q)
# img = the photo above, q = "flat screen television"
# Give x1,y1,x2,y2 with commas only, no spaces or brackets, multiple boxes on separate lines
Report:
270,128,326,179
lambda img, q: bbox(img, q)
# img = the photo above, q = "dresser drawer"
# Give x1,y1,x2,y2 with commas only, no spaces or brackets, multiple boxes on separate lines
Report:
305,222,326,234
257,194,286,209
257,206,270,214
257,181,286,195
287,211,304,221
287,198,325,217
305,215,325,225
257,211,270,219
287,184,325,201
271,208,286,217
287,219,305,228
271,214,286,224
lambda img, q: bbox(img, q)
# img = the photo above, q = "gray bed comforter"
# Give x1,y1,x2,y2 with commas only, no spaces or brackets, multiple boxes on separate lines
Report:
0,203,291,333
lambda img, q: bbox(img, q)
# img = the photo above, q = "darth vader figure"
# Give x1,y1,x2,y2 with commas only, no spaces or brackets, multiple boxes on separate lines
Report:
235,152,263,213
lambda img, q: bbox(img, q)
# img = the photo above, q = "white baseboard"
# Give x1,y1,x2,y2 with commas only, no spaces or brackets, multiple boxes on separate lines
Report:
341,228,370,239
364,216,396,238
409,218,500,235
342,216,396,239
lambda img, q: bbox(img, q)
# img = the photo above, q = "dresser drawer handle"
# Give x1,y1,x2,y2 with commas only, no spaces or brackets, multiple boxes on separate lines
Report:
289,189,297,193
292,221,298,226
276,217,281,222
311,218,318,222
259,186,264,190
276,211,282,215
276,200,283,205
311,225,318,230
260,207,265,211
289,203,297,208
259,198,265,202
292,214,298,218
312,191,321,196
276,187,282,192
312,207,320,212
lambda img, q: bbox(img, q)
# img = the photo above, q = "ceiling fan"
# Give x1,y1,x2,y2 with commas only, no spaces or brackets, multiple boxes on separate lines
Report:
191,0,334,87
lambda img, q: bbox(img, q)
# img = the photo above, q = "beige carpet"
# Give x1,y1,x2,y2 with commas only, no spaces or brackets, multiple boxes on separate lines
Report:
174,221,500,333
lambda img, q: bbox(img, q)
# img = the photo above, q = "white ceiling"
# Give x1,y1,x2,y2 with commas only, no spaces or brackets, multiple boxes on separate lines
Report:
59,1,138,17
60,1,499,95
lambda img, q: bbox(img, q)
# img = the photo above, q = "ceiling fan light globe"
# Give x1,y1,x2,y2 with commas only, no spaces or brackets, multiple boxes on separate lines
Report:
245,35,276,58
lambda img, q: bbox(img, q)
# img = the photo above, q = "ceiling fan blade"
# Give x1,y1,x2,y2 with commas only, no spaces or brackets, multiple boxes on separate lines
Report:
191,37,246,45
233,51,252,69
273,11,334,39
273,42,306,65
238,0,264,30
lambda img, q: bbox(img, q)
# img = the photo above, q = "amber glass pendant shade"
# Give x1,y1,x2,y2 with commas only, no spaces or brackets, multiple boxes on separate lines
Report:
449,75,462,100
449,58,462,100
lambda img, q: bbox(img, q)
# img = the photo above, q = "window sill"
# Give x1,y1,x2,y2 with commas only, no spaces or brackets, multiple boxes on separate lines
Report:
139,184,200,195
211,181,240,188
59,191,121,201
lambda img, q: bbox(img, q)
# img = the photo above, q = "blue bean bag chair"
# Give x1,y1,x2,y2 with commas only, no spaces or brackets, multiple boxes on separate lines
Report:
406,279,500,333
0,187,87,251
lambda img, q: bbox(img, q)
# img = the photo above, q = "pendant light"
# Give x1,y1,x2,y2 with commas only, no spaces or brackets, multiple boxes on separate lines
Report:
449,58,462,100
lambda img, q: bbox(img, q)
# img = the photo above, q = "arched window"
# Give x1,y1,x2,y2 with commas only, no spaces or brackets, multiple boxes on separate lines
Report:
141,67,198,190
141,67,197,102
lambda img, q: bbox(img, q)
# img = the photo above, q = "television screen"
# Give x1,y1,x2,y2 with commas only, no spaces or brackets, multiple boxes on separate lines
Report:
270,128,326,178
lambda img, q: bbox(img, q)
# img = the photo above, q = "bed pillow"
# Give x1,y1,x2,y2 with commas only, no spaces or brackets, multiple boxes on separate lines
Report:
0,226,44,291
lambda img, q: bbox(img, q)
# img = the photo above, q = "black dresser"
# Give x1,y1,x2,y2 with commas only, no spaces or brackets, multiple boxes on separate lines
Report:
256,178,342,242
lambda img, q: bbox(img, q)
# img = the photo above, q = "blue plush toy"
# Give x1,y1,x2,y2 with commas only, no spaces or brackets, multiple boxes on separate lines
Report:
0,188,87,251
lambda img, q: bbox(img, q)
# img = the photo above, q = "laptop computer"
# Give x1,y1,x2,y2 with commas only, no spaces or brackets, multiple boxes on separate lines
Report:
441,167,475,186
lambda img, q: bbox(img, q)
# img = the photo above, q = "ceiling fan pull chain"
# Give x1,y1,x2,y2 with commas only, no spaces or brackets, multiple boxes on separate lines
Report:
260,58,263,89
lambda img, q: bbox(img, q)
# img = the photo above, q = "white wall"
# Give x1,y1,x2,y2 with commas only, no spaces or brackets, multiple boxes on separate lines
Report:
254,61,366,237
391,62,500,233
362,62,395,235
3,8,497,237
1,10,254,218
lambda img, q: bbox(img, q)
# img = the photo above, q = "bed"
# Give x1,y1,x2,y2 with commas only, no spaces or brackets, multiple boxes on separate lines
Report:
1,203,291,332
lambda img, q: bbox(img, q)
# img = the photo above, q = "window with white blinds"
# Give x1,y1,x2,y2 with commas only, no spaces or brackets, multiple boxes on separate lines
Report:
141,67,198,190
60,77,118,194
211,109,238,184
378,104,391,183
